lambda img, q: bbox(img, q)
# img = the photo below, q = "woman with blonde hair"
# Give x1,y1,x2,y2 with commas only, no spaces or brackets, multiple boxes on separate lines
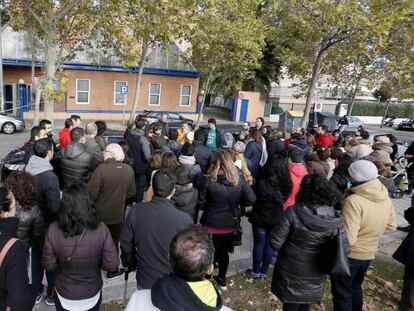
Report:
199,149,256,289
232,142,254,186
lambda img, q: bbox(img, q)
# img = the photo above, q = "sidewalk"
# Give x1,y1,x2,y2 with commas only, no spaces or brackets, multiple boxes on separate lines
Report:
33,194,411,310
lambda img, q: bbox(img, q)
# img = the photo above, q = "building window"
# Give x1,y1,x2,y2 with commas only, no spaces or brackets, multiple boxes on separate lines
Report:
148,83,161,106
114,81,127,105
180,85,192,106
76,79,90,104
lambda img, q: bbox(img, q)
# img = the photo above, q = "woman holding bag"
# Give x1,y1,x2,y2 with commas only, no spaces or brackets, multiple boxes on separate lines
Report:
270,174,349,311
42,183,119,310
199,149,256,290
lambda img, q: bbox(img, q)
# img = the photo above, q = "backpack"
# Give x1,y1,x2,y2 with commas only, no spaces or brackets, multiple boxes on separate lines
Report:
0,148,26,182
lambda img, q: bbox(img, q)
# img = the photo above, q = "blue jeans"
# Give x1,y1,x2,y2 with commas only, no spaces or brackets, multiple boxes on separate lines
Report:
31,238,56,297
331,258,371,311
252,226,274,275
134,174,147,203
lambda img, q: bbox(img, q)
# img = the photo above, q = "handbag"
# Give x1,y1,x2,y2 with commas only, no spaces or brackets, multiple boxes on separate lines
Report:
330,228,351,277
221,185,243,247
0,238,18,311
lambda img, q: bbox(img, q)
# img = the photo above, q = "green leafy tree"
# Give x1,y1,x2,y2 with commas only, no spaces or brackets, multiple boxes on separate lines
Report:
190,0,265,124
100,0,197,125
373,83,392,102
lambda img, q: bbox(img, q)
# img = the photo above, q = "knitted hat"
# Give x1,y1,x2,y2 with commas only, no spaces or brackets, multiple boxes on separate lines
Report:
233,141,246,153
348,160,378,183
375,136,390,144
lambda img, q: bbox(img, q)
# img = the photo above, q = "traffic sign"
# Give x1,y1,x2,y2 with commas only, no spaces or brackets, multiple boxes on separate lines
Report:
121,85,128,94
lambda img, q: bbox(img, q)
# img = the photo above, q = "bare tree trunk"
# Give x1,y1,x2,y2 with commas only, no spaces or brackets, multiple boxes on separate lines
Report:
300,50,323,128
34,81,41,125
347,69,364,116
128,39,149,125
381,99,391,128
44,33,57,122
196,72,212,127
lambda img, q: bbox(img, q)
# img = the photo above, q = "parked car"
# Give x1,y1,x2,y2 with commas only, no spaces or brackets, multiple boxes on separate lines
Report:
0,113,25,134
397,118,414,131
141,110,196,129
336,116,364,128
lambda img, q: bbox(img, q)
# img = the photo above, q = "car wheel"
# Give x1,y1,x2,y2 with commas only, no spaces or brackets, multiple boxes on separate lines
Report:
2,122,16,134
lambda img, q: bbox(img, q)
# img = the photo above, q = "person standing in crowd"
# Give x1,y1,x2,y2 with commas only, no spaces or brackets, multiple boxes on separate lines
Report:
374,161,396,196
349,129,371,159
161,129,182,158
40,119,59,152
161,152,179,171
126,118,152,203
151,123,167,151
337,115,349,132
25,138,61,305
84,122,104,163
244,129,268,181
247,155,292,280
393,207,414,311
0,187,36,311
94,120,107,152
158,114,170,138
173,165,199,222
177,122,190,145
88,144,135,274
193,129,212,174
125,225,232,311
290,128,307,150
266,130,286,161
307,145,330,178
364,135,393,164
42,183,119,310
121,169,193,289
178,142,202,183
232,142,254,186
4,172,44,252
387,134,398,162
70,115,82,128
59,118,74,150
199,150,256,289
21,125,47,163
331,160,396,311
329,152,354,195
315,124,334,149
204,118,224,152
60,127,100,188
285,148,308,209
271,174,349,311
239,121,251,142
254,117,265,134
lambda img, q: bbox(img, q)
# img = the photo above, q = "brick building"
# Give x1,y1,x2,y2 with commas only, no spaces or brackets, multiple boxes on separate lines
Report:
1,27,200,120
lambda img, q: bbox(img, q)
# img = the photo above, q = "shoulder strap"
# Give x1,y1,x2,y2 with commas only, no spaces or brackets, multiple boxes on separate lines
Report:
0,238,18,268
221,184,237,218
60,229,87,273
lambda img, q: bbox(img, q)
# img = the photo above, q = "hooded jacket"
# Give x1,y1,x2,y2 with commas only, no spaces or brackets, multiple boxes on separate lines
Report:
284,163,308,209
25,155,61,225
161,141,182,158
270,204,349,304
85,137,104,163
172,183,198,222
342,178,396,260
61,142,99,188
349,138,371,159
126,128,152,176
307,154,330,178
125,275,232,311
193,143,212,174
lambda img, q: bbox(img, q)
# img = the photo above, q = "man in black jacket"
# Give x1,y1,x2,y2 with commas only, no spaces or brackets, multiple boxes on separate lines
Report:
25,138,61,305
60,127,100,188
21,126,47,164
193,129,212,173
120,169,193,289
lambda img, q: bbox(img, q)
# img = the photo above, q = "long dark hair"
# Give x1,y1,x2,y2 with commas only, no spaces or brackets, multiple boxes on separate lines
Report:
266,154,292,201
296,174,340,206
334,153,354,176
58,182,99,237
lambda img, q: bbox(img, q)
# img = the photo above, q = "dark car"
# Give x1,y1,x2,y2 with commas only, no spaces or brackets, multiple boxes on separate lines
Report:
141,110,196,129
398,118,414,131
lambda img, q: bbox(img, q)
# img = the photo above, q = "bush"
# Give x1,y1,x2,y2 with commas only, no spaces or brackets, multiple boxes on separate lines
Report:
351,101,414,117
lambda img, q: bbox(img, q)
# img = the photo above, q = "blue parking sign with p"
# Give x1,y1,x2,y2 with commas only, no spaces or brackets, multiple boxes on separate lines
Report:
121,85,128,94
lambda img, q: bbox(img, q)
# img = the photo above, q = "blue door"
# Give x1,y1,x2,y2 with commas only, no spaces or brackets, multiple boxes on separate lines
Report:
231,97,238,122
240,99,249,122
18,84,28,119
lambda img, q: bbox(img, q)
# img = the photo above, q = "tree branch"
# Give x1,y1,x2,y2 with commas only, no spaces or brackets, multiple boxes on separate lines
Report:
56,0,83,21
21,0,48,34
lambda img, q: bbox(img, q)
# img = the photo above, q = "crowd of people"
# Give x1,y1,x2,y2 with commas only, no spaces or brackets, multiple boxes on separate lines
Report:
0,112,413,311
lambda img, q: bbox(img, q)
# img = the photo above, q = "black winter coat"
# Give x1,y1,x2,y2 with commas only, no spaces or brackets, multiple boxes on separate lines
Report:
173,183,198,222
193,143,212,174
33,170,61,225
330,172,350,194
161,141,182,159
249,178,284,229
199,174,256,229
61,142,99,188
270,204,349,304
393,208,414,266
0,218,36,311
267,139,285,161
15,205,44,250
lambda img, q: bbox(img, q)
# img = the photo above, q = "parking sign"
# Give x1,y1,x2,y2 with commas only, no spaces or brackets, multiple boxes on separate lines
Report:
121,85,128,94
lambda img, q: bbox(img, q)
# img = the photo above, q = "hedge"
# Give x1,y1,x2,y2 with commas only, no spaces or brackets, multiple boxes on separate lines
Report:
351,101,414,118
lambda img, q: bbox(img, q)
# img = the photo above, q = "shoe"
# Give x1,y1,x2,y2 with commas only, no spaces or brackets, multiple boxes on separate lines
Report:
213,275,227,290
107,268,125,279
45,296,55,306
246,269,262,280
260,273,268,280
398,225,411,232
35,289,45,304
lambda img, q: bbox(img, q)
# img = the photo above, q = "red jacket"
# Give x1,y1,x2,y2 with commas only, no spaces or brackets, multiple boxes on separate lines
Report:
59,128,71,150
284,163,308,210
315,133,334,148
